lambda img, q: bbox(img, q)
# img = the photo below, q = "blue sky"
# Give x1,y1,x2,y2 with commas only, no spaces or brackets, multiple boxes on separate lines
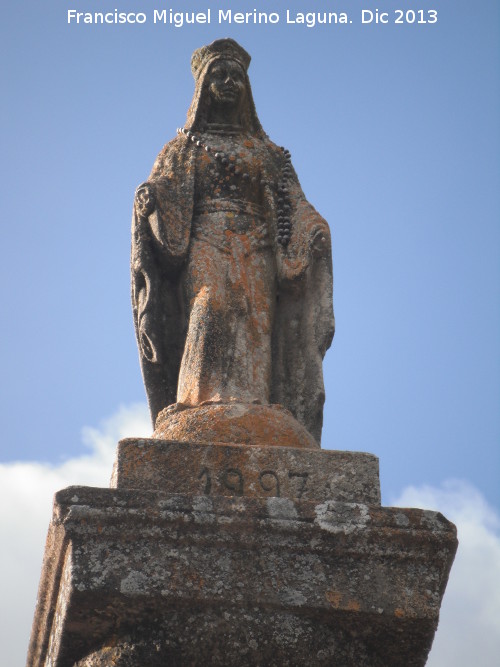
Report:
2,0,498,507
1,1,499,664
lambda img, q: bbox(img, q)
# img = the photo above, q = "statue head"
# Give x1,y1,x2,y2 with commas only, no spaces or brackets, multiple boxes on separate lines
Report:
206,59,247,111
185,38,264,136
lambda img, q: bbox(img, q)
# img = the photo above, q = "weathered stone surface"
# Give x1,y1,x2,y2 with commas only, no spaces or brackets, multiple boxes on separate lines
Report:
111,438,381,504
27,486,457,667
153,402,320,449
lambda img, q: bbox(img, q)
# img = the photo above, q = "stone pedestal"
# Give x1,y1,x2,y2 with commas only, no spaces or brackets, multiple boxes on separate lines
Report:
153,403,320,450
27,439,457,667
111,439,381,503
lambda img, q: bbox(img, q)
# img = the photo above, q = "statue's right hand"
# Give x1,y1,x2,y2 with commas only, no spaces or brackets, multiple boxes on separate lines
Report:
135,182,156,217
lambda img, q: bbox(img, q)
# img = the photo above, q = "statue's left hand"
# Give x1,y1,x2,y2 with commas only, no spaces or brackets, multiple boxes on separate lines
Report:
311,229,329,257
135,182,156,217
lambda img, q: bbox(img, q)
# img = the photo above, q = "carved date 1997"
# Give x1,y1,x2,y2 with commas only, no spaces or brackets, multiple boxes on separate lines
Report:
197,467,310,498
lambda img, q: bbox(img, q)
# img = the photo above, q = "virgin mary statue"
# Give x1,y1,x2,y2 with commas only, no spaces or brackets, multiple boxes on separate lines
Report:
132,39,334,448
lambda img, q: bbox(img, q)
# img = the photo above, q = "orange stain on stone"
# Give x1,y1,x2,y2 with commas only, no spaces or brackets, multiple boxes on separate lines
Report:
153,403,319,449
325,591,360,612
325,591,342,607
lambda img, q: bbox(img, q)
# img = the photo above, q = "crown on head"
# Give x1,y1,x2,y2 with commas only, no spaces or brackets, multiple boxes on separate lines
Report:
191,38,251,81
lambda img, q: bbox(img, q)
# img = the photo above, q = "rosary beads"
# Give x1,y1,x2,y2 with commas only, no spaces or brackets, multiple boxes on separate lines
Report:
177,127,292,246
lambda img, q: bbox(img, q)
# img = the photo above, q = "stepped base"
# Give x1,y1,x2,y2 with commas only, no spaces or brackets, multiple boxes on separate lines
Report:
27,478,457,667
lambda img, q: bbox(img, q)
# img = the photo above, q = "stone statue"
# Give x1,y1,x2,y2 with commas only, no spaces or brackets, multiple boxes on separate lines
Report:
132,38,334,447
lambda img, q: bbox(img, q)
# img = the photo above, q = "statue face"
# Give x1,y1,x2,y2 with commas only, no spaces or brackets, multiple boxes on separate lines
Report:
207,59,246,107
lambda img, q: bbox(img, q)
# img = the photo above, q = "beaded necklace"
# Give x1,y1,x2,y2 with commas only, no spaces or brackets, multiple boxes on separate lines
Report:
177,127,293,246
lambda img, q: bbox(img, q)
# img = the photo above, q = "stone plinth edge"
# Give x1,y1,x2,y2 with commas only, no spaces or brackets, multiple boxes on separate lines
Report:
111,438,381,504
27,485,457,667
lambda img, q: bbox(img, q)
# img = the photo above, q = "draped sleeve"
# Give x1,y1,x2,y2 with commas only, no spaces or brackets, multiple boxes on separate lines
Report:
131,138,196,424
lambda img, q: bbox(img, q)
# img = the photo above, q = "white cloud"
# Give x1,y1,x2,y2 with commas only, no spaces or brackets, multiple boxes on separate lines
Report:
1,410,499,667
393,480,500,667
0,403,151,667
